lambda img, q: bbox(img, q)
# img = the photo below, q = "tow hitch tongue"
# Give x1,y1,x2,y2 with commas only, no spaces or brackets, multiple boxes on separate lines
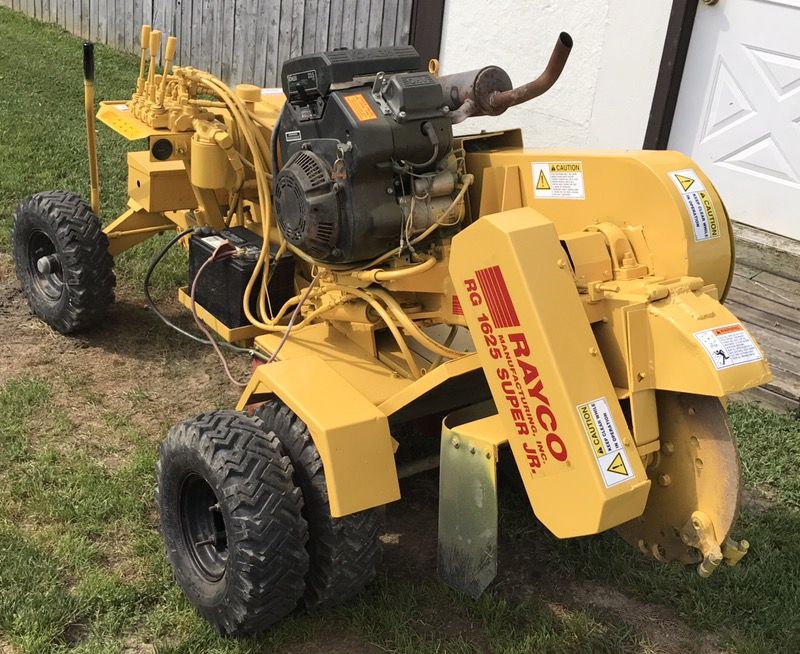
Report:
616,393,749,577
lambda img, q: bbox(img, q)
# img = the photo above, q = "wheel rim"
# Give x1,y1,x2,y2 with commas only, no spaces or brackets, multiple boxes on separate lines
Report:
179,474,229,582
27,230,64,302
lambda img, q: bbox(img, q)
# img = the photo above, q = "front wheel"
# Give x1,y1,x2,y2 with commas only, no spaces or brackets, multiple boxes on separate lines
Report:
156,411,310,636
11,191,115,333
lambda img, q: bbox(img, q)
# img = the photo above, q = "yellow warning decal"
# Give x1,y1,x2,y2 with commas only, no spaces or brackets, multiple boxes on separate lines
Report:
668,169,721,242
536,170,551,190
576,397,634,488
606,453,629,476
344,93,377,122
532,161,585,200
675,173,695,192
579,403,606,456
549,162,582,173
698,191,719,238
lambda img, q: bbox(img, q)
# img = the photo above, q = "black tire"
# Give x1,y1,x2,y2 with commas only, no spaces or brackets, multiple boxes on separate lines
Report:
156,411,310,636
254,400,383,610
11,191,115,333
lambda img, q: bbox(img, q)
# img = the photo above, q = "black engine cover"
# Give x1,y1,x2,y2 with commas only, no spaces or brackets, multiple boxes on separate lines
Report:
275,47,453,264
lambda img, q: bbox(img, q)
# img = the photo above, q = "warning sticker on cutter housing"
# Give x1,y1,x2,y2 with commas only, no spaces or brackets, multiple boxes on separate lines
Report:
695,323,763,370
577,397,634,488
669,169,720,242
532,161,585,200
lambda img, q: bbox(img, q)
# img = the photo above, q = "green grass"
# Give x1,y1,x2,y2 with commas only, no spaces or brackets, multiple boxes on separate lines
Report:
3,370,799,653
2,7,800,654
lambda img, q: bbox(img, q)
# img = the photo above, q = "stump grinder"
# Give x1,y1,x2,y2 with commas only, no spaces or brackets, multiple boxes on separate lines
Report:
11,28,771,636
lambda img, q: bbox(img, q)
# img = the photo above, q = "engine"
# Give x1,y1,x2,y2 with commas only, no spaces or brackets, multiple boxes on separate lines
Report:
274,47,456,264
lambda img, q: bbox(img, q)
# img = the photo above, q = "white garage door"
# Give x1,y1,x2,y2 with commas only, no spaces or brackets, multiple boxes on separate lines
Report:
668,0,800,241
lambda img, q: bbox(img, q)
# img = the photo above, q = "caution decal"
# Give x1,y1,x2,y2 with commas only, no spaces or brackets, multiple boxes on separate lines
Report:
577,397,634,488
695,323,763,370
532,161,585,200
344,93,378,122
668,169,720,242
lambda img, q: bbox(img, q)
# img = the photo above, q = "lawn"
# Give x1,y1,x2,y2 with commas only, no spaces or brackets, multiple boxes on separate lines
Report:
1,7,800,654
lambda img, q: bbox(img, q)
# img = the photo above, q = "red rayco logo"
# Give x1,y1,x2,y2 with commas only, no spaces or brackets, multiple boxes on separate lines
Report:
475,266,520,328
462,265,568,476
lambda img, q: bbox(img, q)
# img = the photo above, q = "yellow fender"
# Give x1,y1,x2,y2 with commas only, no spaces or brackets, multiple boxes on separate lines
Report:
236,355,400,517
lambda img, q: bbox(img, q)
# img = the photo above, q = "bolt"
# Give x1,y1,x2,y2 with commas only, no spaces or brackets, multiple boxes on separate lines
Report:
657,474,671,487
557,258,567,269
398,110,407,119
470,446,476,455
485,451,492,459
386,187,394,195
637,371,647,381
662,441,675,455
589,347,599,356
451,437,460,449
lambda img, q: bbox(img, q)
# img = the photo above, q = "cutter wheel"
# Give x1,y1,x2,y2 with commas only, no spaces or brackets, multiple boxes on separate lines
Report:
617,392,750,577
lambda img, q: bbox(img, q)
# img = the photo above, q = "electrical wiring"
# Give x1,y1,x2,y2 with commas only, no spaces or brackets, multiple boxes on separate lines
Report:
265,271,322,363
190,243,250,386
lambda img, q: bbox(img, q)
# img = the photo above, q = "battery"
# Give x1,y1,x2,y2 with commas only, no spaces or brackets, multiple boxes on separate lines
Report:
188,227,295,329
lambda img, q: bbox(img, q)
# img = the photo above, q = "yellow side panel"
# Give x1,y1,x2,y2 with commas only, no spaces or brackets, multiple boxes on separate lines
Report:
127,151,197,213
237,356,401,517
647,291,772,395
449,208,650,537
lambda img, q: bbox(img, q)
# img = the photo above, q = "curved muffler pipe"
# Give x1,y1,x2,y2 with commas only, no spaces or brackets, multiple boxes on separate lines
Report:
439,32,573,124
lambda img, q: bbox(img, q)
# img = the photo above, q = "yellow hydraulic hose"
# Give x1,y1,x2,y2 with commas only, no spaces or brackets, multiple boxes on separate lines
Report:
351,253,437,282
369,288,464,360
327,285,421,378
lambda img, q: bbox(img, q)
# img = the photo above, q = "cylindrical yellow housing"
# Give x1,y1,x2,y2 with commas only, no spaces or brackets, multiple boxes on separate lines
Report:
190,133,231,189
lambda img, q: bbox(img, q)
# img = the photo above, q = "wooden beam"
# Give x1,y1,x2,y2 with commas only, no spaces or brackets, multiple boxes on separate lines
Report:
643,0,699,150
409,0,444,64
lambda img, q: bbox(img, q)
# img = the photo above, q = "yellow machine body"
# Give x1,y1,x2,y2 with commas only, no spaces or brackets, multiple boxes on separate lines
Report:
450,208,652,538
90,31,770,594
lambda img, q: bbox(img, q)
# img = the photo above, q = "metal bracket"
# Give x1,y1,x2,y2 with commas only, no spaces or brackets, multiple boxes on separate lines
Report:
437,403,506,598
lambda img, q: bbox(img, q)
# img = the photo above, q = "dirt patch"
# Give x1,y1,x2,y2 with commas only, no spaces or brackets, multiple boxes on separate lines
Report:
282,635,386,654
740,485,778,513
0,254,245,459
571,582,722,654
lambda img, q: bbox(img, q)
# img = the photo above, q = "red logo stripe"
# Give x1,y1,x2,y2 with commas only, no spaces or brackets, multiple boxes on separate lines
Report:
476,265,520,328
452,295,464,316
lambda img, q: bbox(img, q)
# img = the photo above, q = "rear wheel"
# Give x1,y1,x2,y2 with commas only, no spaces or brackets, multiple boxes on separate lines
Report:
254,399,384,609
11,191,115,333
156,411,309,636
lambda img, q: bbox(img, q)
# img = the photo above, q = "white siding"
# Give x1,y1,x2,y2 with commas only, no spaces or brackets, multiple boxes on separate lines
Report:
438,0,672,150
